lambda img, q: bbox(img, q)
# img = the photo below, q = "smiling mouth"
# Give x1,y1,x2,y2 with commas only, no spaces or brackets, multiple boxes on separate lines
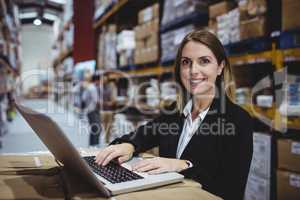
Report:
189,78,207,86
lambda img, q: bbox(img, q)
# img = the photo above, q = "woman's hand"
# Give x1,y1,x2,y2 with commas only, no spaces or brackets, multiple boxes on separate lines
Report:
132,157,188,175
95,143,135,166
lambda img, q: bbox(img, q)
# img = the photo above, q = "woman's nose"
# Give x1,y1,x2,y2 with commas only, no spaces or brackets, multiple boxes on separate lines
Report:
190,61,199,75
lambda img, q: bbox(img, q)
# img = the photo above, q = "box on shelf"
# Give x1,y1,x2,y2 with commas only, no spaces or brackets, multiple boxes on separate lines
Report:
161,0,208,26
247,0,267,17
161,24,194,62
135,19,159,40
209,1,235,19
138,3,159,25
278,139,300,173
238,0,249,21
134,45,159,65
134,17,159,65
277,170,300,200
240,16,266,40
282,0,300,31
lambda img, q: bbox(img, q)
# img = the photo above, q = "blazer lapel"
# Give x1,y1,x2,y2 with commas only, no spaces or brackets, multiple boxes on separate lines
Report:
179,97,221,159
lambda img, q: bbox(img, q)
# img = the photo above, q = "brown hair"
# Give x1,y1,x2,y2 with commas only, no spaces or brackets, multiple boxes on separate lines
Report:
174,30,235,113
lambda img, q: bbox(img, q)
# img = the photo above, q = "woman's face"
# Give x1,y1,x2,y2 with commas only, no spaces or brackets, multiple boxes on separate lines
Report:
180,41,224,97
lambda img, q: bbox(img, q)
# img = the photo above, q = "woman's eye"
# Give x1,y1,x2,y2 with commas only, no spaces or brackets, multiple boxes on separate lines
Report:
181,59,190,66
199,58,210,65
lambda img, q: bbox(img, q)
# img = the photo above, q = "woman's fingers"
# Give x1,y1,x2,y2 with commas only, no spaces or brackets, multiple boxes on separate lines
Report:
132,160,150,171
132,159,162,172
118,155,129,164
95,147,114,165
102,150,122,166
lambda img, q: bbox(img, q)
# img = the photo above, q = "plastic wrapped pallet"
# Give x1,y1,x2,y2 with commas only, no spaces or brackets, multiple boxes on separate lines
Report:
161,24,194,62
251,132,272,178
161,0,208,26
244,132,271,200
244,173,270,200
117,30,135,67
279,76,300,116
97,25,117,69
216,8,240,45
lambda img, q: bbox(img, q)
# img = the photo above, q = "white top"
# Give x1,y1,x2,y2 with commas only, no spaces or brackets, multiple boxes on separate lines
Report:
176,99,210,159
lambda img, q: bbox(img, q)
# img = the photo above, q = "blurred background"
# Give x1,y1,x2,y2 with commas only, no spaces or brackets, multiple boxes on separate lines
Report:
0,0,299,199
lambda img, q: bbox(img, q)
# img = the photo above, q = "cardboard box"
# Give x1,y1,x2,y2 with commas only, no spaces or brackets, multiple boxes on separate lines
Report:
238,0,249,21
134,49,142,65
277,170,300,200
278,139,300,173
282,0,300,31
209,1,235,19
240,16,266,40
151,18,160,32
146,33,159,48
247,0,267,17
136,40,145,49
138,3,160,24
244,174,270,200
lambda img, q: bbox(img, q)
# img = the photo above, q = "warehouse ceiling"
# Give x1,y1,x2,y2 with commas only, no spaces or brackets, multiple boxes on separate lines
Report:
14,0,65,25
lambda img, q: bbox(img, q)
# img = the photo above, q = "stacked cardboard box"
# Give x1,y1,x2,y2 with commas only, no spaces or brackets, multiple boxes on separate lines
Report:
282,0,300,31
238,0,267,40
240,16,266,41
161,24,194,63
245,132,272,200
208,1,235,35
161,0,208,26
134,3,159,65
277,139,300,200
209,1,267,42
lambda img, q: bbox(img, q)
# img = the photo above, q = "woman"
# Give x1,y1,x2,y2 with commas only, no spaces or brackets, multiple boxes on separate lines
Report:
95,30,253,200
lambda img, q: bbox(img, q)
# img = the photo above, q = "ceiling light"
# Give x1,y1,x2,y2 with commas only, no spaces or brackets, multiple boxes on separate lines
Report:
33,18,42,26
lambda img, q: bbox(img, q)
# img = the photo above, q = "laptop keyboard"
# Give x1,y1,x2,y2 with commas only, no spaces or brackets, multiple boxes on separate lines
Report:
83,156,144,184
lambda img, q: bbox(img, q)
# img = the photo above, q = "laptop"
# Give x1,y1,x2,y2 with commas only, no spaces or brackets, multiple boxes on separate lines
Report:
14,102,184,197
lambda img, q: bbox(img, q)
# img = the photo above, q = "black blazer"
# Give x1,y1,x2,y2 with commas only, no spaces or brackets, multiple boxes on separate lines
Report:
111,95,253,200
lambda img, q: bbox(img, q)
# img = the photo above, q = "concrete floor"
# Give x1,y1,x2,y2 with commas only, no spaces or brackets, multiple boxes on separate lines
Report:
0,99,96,154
